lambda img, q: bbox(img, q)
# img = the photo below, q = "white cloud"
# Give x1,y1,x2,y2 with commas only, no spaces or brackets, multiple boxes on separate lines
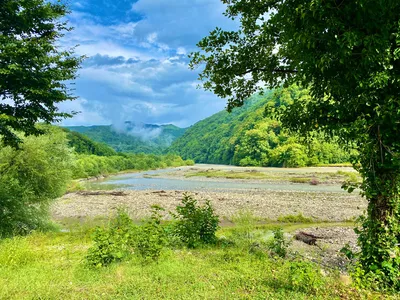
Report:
58,0,236,127
58,98,110,126
131,0,237,49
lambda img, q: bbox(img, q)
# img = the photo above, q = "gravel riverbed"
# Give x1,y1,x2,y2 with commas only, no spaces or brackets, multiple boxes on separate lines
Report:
53,188,365,222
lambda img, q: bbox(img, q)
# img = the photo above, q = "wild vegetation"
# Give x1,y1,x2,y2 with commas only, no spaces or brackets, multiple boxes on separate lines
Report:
66,124,187,154
169,88,354,167
0,197,394,299
192,0,400,291
2,0,400,297
0,125,193,237
0,0,82,147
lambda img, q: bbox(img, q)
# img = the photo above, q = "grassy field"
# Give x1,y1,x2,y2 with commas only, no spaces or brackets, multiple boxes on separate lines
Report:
0,222,394,300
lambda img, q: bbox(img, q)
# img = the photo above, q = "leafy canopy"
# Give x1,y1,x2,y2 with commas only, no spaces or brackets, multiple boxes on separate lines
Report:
191,0,400,144
191,0,400,291
0,0,82,147
0,125,73,237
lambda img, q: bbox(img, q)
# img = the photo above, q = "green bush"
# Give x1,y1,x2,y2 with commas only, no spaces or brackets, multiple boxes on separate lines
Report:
171,194,219,248
0,126,73,237
134,205,167,262
86,206,168,267
267,228,291,258
287,261,325,293
86,209,135,267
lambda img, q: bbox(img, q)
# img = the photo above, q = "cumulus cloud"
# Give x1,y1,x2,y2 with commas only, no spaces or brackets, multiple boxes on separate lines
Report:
131,0,238,49
59,0,232,128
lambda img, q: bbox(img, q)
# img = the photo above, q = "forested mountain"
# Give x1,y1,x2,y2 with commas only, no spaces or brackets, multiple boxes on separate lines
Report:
65,123,187,154
63,128,117,156
169,88,353,167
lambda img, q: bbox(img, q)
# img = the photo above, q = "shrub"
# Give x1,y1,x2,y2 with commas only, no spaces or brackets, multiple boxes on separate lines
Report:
267,228,291,258
86,209,135,267
287,261,324,293
0,126,73,237
134,205,166,262
171,194,219,248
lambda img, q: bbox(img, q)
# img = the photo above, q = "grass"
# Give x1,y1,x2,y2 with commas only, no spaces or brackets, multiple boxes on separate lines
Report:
277,213,315,223
185,169,361,185
0,222,393,300
185,170,274,180
289,177,311,184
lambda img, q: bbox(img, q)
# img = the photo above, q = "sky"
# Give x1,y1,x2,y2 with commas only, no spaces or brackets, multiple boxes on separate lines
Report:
58,0,238,128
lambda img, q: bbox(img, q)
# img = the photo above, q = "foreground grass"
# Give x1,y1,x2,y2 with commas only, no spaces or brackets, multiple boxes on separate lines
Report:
0,227,392,300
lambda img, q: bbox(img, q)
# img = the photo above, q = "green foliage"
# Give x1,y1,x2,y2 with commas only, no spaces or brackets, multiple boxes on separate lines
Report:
86,207,168,267
230,210,260,249
134,205,166,262
287,261,324,294
169,91,352,167
171,194,219,248
1,230,386,299
192,0,400,290
0,0,82,147
277,214,314,224
86,209,136,267
71,153,192,179
66,124,187,154
0,126,73,237
267,228,291,258
63,129,117,156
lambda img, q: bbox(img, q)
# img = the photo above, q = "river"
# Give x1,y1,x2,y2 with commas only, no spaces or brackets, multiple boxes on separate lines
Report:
84,165,347,193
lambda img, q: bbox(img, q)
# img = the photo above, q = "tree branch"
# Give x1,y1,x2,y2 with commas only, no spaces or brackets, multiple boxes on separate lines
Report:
236,68,298,76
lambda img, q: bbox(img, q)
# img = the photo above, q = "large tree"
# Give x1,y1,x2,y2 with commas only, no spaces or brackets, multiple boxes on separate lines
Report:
0,0,82,147
191,0,400,290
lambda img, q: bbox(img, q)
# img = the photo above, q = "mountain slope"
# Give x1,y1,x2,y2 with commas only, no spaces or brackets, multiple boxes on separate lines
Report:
66,123,186,154
168,88,351,167
62,128,117,156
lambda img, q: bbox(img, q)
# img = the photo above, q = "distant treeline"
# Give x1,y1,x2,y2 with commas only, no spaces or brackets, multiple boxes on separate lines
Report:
169,87,355,167
71,153,193,179
65,124,186,154
62,128,193,179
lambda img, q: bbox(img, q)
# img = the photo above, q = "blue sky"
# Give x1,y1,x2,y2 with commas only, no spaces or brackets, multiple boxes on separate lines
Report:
59,0,237,128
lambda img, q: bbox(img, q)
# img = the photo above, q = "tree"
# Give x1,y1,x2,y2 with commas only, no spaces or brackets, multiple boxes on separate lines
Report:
191,0,400,290
0,0,82,147
0,126,73,237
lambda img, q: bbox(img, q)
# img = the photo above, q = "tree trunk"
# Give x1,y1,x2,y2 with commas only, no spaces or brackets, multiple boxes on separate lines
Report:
357,156,400,289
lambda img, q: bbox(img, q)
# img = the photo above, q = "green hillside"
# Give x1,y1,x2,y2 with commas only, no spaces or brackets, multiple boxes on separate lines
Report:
66,123,187,154
169,88,352,167
62,128,117,156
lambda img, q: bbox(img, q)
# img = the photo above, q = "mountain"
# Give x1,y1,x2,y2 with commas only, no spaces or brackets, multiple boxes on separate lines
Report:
62,128,117,156
168,88,352,167
65,123,187,154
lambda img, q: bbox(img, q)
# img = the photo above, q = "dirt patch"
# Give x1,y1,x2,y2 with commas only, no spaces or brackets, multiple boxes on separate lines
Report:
289,226,359,270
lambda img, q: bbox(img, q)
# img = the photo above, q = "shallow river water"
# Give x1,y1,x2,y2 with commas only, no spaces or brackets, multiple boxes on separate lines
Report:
85,167,346,193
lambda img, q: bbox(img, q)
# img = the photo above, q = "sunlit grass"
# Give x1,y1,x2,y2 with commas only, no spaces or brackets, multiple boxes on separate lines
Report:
0,222,391,300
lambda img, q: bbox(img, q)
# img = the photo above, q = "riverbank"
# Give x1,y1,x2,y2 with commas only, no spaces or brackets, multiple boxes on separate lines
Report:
53,188,365,222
